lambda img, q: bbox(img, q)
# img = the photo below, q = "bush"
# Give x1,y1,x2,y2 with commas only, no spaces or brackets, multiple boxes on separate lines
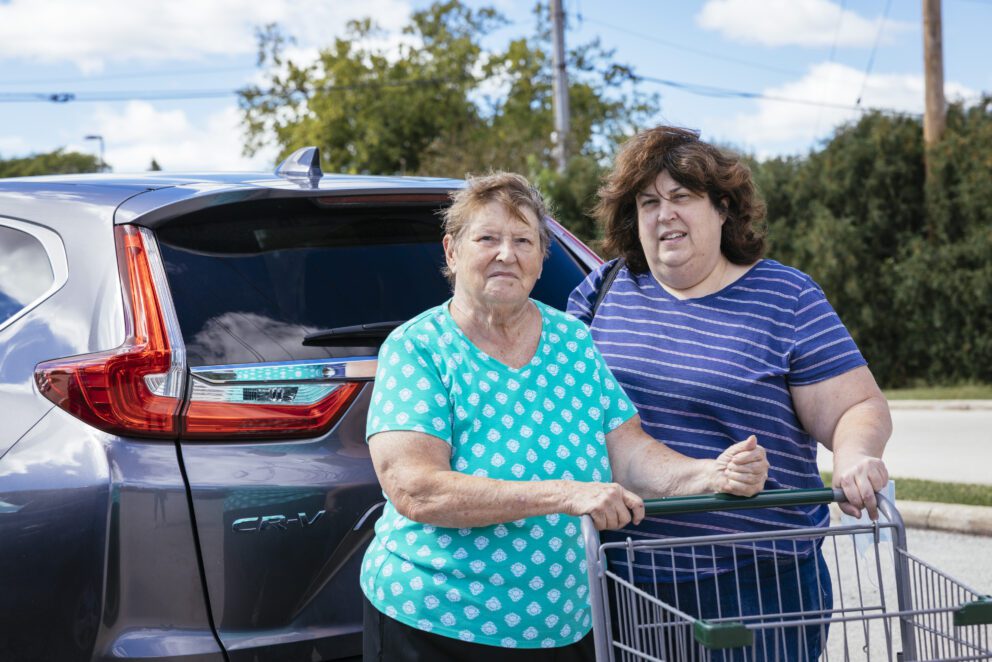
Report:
752,99,992,387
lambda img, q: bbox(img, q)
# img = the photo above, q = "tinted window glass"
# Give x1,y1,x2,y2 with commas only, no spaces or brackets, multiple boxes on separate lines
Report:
156,198,587,366
0,225,54,326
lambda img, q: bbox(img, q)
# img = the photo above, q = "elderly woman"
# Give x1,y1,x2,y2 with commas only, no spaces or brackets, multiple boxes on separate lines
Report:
360,172,768,661
567,126,892,659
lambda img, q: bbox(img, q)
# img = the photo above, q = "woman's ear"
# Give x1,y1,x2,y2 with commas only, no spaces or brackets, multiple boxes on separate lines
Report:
442,234,457,274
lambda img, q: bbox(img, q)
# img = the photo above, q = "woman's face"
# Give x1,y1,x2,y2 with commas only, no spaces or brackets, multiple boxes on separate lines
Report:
444,200,544,308
635,169,726,281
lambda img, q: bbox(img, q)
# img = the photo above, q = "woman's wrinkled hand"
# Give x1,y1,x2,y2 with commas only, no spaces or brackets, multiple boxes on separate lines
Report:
833,453,889,520
713,435,768,496
567,481,645,531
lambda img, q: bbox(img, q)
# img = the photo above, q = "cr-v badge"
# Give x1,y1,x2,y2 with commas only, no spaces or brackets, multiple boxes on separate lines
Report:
232,510,325,533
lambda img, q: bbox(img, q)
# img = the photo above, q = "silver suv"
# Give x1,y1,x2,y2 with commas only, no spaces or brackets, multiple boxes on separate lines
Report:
0,149,598,662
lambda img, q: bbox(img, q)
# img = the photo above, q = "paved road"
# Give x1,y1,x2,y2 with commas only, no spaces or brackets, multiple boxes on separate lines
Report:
903,527,992,590
817,409,992,485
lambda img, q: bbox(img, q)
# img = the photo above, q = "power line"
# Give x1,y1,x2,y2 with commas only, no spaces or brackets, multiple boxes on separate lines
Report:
632,72,921,117
0,67,925,118
0,77,476,104
0,65,255,87
856,0,894,105
815,0,848,136
0,90,235,103
581,17,805,77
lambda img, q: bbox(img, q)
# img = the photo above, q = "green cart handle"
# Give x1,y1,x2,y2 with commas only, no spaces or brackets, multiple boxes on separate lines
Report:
642,487,846,516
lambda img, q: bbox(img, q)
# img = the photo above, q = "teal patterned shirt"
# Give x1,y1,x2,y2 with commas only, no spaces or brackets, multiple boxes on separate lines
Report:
361,299,636,649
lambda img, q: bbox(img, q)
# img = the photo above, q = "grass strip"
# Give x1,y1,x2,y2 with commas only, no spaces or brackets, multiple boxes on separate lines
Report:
821,472,992,508
883,384,992,400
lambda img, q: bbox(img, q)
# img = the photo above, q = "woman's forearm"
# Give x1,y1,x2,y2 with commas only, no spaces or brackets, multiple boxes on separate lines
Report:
607,417,767,499
371,431,643,530
607,416,718,497
619,439,718,499
829,395,891,460
391,471,576,528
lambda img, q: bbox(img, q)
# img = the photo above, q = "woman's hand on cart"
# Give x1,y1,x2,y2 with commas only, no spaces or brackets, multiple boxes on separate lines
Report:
833,452,890,520
713,435,768,497
567,481,645,531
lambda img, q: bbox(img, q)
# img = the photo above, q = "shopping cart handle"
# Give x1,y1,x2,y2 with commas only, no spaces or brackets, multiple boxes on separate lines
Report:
642,487,846,516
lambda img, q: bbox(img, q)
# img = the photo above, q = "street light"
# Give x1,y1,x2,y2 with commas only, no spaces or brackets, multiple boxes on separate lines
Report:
84,134,106,172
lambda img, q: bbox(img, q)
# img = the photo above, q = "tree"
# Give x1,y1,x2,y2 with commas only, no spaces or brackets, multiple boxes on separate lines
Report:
240,5,492,176
149,158,162,171
238,1,654,238
0,150,101,177
752,100,992,387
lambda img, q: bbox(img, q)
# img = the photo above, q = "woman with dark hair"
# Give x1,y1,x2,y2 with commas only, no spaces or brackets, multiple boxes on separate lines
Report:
567,126,892,660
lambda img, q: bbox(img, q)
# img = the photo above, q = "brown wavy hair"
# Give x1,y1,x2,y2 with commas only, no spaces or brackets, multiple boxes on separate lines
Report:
596,126,766,273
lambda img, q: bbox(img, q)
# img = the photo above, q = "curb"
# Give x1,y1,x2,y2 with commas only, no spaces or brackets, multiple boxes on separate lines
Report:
887,399,992,411
830,501,992,536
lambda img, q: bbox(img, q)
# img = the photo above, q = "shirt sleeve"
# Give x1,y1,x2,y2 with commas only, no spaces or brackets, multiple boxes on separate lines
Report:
566,259,618,324
366,330,453,444
788,277,867,386
575,323,637,433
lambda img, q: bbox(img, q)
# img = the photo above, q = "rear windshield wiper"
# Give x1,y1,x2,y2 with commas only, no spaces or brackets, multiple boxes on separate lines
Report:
303,321,404,347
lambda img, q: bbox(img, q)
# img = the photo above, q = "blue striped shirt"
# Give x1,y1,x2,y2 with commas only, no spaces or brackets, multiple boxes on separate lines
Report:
567,258,866,579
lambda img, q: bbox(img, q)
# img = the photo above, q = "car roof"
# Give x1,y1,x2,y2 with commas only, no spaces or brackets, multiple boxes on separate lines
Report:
0,171,465,228
0,171,463,189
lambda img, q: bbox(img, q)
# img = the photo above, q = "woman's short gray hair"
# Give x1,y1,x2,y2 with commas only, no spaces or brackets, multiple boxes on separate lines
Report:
441,172,552,284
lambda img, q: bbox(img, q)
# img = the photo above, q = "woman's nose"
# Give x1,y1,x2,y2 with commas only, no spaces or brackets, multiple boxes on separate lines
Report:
496,238,516,261
657,199,675,222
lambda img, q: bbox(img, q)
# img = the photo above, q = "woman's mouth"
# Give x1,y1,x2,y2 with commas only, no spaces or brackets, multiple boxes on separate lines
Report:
660,231,687,242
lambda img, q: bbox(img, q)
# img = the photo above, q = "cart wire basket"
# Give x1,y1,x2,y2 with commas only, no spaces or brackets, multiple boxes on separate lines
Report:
582,488,992,661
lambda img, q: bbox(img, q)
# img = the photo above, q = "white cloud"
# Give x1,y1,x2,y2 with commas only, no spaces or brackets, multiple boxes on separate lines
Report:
712,62,977,157
0,136,31,157
74,101,279,172
0,0,411,72
697,0,912,48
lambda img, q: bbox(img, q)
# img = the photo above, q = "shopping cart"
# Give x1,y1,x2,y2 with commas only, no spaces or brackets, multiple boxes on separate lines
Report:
582,488,992,661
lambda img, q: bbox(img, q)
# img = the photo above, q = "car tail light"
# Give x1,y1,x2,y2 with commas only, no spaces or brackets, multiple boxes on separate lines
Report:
182,361,363,439
34,225,185,438
35,226,365,441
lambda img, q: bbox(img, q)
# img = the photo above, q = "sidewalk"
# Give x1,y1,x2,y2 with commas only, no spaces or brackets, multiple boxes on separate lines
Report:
887,399,992,411
830,501,992,536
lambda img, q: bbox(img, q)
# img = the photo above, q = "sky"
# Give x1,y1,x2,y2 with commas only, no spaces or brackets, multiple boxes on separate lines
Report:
0,0,989,172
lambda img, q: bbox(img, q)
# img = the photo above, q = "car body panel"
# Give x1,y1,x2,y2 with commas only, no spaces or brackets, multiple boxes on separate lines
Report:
178,385,379,661
0,197,122,458
0,407,219,662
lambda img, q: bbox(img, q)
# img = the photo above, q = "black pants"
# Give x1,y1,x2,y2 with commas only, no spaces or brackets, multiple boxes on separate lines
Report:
363,596,595,662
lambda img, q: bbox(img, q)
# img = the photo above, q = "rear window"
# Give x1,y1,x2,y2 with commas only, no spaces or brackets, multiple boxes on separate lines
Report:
0,224,55,327
155,198,588,367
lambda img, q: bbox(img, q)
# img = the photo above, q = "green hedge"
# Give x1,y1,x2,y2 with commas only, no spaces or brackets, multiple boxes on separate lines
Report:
752,98,992,388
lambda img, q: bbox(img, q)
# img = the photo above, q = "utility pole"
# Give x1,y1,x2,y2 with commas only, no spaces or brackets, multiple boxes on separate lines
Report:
922,0,945,243
922,0,945,148
551,0,570,173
